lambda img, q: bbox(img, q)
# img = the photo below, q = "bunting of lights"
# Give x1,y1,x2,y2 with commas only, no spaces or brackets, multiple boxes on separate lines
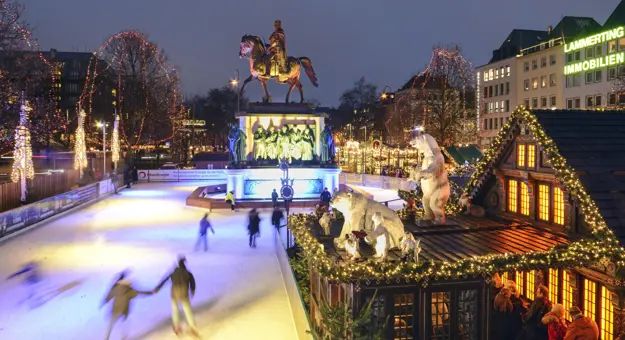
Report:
74,108,88,177
11,94,34,202
111,113,120,169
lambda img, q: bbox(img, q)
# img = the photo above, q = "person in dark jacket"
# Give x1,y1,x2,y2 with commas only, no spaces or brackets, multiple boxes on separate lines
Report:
271,207,285,230
101,270,152,340
154,257,198,338
518,285,552,340
195,213,215,252
320,187,332,206
131,166,138,184
6,261,43,307
271,188,279,207
248,209,261,248
123,164,131,188
491,288,524,340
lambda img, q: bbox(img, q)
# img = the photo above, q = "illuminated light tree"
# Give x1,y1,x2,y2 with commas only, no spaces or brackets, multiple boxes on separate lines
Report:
11,93,34,202
111,113,120,171
74,108,88,178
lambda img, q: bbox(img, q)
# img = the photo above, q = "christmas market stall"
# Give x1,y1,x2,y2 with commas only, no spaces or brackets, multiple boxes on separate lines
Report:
289,107,625,339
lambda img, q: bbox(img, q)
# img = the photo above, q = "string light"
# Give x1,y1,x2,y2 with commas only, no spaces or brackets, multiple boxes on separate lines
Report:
74,109,88,177
111,113,120,166
11,96,34,183
289,106,624,283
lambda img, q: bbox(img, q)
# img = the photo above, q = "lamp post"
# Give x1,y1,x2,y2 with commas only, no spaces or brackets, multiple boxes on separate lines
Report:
96,121,108,179
381,85,393,100
231,69,240,114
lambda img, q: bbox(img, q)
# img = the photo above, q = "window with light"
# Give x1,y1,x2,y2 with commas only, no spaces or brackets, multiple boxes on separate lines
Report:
601,285,614,340
520,182,530,216
527,145,536,168
517,144,526,167
501,272,509,282
584,279,596,320
508,179,518,213
562,272,573,320
527,270,536,300
516,271,524,297
548,268,559,303
554,187,565,225
538,184,550,221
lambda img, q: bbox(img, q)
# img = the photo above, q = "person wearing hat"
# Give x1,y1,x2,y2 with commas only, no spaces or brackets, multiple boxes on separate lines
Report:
564,306,598,340
268,20,287,75
541,303,567,340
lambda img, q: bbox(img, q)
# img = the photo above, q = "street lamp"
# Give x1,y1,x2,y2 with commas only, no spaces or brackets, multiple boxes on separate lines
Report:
96,121,109,179
231,69,240,114
381,85,393,100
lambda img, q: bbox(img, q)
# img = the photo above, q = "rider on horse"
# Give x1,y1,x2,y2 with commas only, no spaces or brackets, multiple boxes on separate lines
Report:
267,20,287,76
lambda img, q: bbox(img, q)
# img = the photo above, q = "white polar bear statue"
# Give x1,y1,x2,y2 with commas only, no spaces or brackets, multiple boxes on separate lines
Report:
330,191,405,250
408,132,451,225
344,233,361,260
365,212,390,260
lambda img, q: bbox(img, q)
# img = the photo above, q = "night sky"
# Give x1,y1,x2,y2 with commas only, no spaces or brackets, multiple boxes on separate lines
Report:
22,0,618,106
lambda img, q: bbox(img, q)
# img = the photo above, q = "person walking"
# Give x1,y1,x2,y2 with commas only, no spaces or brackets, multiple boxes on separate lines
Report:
154,257,199,338
518,285,552,340
6,261,43,308
195,213,215,252
541,304,567,340
271,207,284,230
225,191,235,211
271,188,279,207
248,209,261,248
491,288,524,340
564,306,598,340
320,187,332,207
101,270,153,340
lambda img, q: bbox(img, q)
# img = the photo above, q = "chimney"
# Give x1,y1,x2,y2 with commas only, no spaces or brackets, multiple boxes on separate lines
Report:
548,25,553,35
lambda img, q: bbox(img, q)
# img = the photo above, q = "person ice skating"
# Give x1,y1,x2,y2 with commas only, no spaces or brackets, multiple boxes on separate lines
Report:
248,208,261,248
101,270,153,340
195,213,215,252
225,190,235,211
123,164,132,189
320,187,332,207
132,166,138,185
271,207,284,230
271,188,279,207
6,261,43,308
154,256,199,338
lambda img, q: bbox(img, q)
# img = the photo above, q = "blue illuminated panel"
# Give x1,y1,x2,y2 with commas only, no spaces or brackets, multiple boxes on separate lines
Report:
243,179,323,198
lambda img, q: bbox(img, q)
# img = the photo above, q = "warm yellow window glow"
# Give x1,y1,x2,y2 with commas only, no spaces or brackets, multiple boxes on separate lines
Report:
538,184,550,221
516,271,524,297
508,179,518,213
527,145,536,168
554,187,565,225
601,286,614,340
517,144,526,167
563,272,573,320
502,272,508,282
520,182,530,216
527,270,536,300
584,279,597,320
549,269,559,303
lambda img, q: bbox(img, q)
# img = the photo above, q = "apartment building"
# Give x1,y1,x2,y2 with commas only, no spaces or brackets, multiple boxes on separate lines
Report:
477,29,546,147
563,4,625,109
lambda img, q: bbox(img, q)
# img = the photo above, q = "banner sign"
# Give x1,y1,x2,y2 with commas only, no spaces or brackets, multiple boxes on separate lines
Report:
137,169,226,182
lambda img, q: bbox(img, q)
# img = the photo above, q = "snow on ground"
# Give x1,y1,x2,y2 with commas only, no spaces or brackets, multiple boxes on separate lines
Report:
0,181,299,340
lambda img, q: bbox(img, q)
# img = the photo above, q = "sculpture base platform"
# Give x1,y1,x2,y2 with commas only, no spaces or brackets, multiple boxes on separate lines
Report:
225,167,341,200
185,185,322,211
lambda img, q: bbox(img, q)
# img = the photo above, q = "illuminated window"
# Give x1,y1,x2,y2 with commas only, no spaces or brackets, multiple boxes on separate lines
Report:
516,271,524,297
527,145,536,168
520,182,530,216
563,272,573,319
508,179,518,213
554,187,565,225
601,286,614,340
584,279,597,320
527,270,536,300
549,269,559,303
501,272,509,282
538,184,550,221
517,144,526,167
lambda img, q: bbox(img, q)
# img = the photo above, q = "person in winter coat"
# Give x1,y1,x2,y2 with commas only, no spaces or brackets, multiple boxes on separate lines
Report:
320,187,332,206
123,164,132,189
564,306,598,340
271,189,279,207
271,207,284,230
195,213,215,252
225,191,235,211
131,166,138,184
491,288,524,340
248,209,261,248
541,303,567,340
6,261,43,307
101,270,152,340
154,257,199,338
518,285,552,340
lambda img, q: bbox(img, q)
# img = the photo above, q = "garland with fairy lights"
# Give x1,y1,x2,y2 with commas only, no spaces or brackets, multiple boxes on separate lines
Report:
11,99,34,183
288,106,625,284
111,114,120,166
74,110,88,176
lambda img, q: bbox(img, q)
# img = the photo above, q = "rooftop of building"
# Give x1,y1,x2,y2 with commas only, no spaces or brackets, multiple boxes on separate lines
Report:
604,0,625,30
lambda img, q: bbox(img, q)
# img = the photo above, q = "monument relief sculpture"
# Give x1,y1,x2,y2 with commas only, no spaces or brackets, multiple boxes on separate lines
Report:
227,123,247,165
320,124,336,163
253,126,267,160
265,126,279,160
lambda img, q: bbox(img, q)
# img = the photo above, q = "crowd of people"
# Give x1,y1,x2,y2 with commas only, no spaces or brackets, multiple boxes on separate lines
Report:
491,274,599,340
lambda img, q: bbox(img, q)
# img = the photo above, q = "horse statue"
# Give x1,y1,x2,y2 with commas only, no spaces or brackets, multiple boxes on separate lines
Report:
239,34,319,103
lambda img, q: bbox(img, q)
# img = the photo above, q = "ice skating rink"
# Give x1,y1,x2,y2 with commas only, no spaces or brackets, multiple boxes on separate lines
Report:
0,182,300,340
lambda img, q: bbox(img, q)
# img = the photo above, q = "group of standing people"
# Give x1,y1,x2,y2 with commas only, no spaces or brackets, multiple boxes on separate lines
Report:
491,274,599,340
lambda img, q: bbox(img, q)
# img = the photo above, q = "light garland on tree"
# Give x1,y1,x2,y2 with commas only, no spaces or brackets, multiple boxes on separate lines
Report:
288,106,625,284
11,96,34,183
111,113,120,167
74,109,88,176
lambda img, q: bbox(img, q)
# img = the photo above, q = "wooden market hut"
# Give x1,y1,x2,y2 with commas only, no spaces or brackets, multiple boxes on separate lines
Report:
290,107,625,339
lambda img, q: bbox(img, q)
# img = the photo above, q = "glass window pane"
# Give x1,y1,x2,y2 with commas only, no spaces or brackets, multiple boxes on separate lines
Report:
601,286,614,340
539,184,550,221
520,182,530,216
458,290,478,340
430,292,451,339
554,187,565,225
508,179,518,213
584,279,597,320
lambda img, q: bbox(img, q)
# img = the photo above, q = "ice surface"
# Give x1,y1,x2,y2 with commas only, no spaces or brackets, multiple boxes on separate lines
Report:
0,181,300,340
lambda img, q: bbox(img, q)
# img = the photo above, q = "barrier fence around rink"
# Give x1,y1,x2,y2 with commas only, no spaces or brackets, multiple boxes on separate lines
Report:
136,169,227,182
0,177,122,241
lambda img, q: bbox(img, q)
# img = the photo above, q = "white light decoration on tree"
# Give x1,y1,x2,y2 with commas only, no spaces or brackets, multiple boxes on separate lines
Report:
11,93,35,202
111,113,120,171
74,108,88,178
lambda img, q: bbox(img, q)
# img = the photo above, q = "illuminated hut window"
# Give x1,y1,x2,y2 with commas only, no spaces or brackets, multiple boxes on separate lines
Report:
508,179,518,212
517,144,526,167
501,272,509,282
548,268,559,303
394,294,414,339
527,144,536,168
554,187,565,225
601,286,614,340
526,270,536,300
520,182,530,216
516,271,524,296
431,292,450,337
538,184,550,221
584,279,597,320
563,272,574,319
